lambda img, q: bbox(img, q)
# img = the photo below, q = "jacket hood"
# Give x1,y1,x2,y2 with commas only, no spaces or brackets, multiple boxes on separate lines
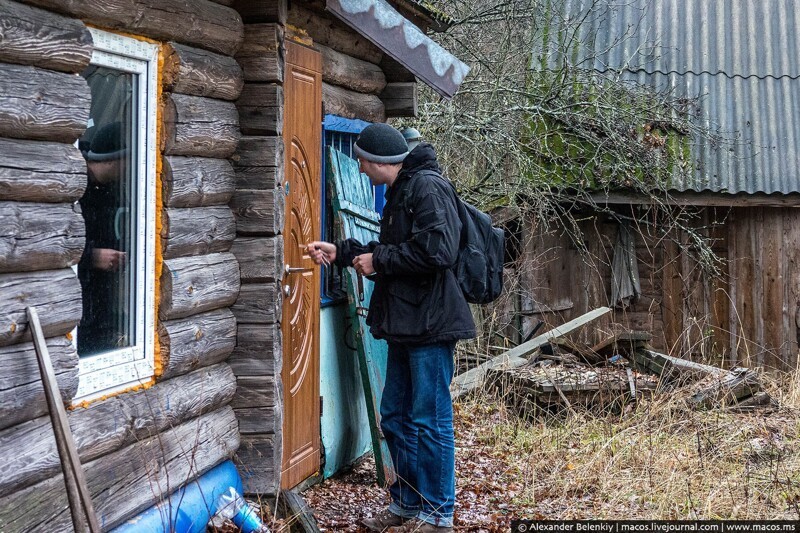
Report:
399,142,441,176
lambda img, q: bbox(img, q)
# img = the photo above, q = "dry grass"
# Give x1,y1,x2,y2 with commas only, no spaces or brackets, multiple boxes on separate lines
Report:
458,369,800,521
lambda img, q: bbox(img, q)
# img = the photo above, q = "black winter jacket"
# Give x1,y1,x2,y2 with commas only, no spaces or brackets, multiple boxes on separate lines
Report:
335,143,476,345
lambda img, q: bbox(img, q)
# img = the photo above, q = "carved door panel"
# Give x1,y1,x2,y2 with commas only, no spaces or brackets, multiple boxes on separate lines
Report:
281,41,322,489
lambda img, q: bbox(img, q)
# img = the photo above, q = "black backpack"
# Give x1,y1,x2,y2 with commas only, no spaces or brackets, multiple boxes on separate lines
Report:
416,171,505,304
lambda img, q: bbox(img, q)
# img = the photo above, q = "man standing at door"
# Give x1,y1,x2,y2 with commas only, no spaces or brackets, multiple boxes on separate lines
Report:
307,123,475,532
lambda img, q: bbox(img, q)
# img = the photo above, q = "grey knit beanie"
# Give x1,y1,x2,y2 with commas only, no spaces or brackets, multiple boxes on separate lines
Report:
353,123,409,164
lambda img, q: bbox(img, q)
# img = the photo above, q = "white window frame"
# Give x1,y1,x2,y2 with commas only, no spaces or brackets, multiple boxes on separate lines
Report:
73,29,159,403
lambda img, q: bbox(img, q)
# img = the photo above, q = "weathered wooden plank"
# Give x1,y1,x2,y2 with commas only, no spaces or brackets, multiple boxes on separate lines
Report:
162,155,235,208
237,83,283,135
232,376,280,434
161,206,236,259
318,43,386,95
0,268,82,347
0,63,90,143
235,166,283,191
0,363,237,498
236,23,284,83
0,336,78,432
158,310,237,379
229,323,282,376
762,209,784,369
159,252,241,321
231,282,280,324
163,93,241,158
380,82,418,118
451,307,613,399
287,2,382,64
232,135,283,168
233,0,286,23
0,406,240,532
21,0,243,56
230,236,283,283
164,42,244,101
236,433,280,495
230,188,285,236
0,202,84,273
0,138,87,203
322,82,386,123
0,0,92,73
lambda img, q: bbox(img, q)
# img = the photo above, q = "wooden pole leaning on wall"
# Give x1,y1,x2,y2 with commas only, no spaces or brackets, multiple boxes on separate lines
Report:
26,307,100,533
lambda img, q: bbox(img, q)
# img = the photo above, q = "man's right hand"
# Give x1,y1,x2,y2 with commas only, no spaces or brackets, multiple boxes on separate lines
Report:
92,248,126,271
307,241,336,266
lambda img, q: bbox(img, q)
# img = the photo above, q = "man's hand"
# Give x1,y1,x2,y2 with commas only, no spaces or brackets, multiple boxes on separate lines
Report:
352,253,375,276
92,248,126,271
307,241,336,266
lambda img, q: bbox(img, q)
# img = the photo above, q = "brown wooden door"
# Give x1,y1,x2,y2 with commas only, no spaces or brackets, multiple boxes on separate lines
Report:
281,41,322,489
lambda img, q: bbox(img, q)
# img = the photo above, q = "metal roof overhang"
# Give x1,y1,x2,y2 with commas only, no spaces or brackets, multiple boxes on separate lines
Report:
326,0,469,99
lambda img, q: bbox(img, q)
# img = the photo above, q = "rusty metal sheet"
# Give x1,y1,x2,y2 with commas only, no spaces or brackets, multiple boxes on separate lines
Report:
326,0,469,99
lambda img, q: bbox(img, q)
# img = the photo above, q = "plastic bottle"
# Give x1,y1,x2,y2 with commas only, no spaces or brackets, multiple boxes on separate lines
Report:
215,487,271,533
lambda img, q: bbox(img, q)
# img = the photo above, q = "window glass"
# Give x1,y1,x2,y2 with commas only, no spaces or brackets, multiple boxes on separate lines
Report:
76,66,138,357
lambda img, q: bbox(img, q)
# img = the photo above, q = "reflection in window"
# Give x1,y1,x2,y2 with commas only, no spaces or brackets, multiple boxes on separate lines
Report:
77,66,138,357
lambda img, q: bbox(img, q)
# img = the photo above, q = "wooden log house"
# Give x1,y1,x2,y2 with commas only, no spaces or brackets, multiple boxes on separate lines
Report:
0,0,467,529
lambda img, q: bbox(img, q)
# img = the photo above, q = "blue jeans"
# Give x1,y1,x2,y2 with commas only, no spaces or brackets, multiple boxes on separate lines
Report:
381,341,456,528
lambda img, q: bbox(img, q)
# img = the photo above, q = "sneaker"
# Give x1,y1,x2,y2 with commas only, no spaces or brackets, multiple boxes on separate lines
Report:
388,518,453,532
360,509,408,532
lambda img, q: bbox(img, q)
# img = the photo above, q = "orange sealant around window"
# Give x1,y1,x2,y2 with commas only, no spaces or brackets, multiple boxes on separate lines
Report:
71,30,167,408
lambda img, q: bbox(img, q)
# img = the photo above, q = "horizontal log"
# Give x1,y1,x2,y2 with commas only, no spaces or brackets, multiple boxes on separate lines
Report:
318,43,386,95
0,63,90,143
230,188,285,236
0,363,236,497
232,375,280,434
22,0,244,56
229,323,282,376
232,135,283,168
0,406,239,532
0,268,82,347
158,309,237,379
0,202,85,273
0,336,78,432
163,155,235,208
163,93,241,158
160,252,241,321
235,167,283,192
230,236,283,283
161,206,236,259
0,138,87,203
287,2,382,64
380,82,418,118
231,282,280,324
322,82,385,123
237,83,283,135
0,0,92,73
236,23,283,83
164,42,244,101
233,0,286,23
236,432,280,495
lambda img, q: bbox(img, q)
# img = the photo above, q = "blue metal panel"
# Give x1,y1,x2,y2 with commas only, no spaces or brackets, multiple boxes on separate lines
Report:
328,146,395,486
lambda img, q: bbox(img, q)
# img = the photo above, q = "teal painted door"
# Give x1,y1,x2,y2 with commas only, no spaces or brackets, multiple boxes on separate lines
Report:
327,147,395,486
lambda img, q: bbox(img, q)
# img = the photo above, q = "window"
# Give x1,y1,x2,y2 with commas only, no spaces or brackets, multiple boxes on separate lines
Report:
73,29,158,401
320,116,385,306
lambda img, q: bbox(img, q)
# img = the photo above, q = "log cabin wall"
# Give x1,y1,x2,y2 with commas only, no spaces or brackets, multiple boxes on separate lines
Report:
0,0,244,530
512,205,800,372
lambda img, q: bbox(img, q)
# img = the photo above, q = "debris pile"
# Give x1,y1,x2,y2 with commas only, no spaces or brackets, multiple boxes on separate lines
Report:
472,308,773,414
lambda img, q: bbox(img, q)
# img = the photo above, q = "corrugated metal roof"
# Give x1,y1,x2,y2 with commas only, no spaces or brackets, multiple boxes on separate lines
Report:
539,0,800,195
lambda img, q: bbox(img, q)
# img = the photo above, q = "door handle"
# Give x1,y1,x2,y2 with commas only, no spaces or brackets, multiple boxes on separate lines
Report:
285,264,313,275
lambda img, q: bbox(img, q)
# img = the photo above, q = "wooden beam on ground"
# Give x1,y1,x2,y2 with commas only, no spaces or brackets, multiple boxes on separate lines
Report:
451,307,612,399
279,489,321,532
